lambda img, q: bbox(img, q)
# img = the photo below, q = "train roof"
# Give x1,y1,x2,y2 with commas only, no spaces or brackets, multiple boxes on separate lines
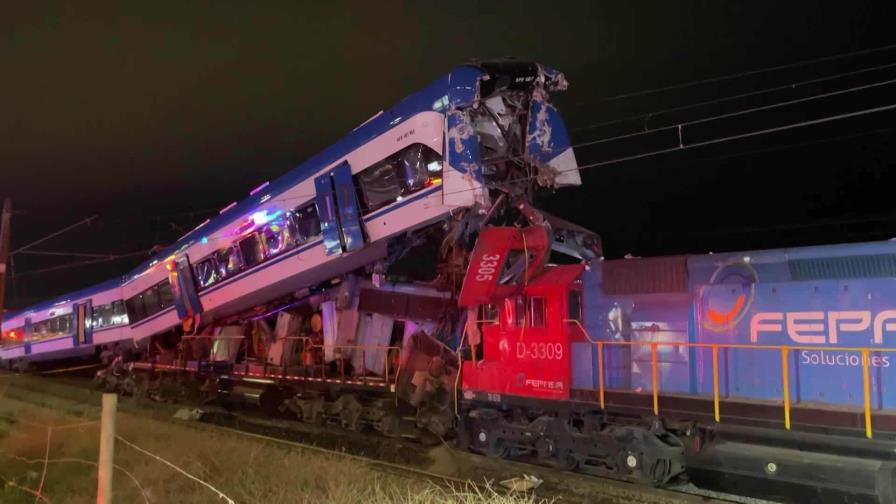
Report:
121,66,483,283
686,238,896,265
2,277,123,324
3,61,535,323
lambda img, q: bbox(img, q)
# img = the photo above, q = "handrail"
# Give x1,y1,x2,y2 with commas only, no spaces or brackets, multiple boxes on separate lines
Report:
565,318,889,439
177,333,402,392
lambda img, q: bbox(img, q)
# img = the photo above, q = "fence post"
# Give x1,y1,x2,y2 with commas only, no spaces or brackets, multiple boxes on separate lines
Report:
97,393,117,504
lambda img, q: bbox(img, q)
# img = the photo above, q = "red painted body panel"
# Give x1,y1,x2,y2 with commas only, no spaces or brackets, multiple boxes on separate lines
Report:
462,264,584,401
458,226,551,307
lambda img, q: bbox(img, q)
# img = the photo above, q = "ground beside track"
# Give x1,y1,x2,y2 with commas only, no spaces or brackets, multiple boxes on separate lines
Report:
0,373,758,503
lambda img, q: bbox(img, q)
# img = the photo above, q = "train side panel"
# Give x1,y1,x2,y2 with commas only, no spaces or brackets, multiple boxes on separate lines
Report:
577,241,896,413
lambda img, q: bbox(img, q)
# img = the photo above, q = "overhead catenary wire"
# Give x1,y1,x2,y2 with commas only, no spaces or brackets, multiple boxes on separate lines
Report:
10,216,98,256
569,102,896,173
572,76,896,149
572,60,896,133
14,251,151,277
580,42,896,105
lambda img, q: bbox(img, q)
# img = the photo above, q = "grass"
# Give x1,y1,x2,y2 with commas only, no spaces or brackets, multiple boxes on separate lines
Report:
0,376,550,504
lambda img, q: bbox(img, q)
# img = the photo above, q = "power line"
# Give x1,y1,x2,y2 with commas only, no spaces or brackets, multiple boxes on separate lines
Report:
17,250,120,259
572,76,896,149
571,60,896,133
10,216,98,256
14,251,150,277
661,127,893,167
571,102,896,172
582,42,896,105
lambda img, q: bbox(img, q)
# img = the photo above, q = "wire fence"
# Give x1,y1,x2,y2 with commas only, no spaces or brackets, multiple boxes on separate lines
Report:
0,375,234,504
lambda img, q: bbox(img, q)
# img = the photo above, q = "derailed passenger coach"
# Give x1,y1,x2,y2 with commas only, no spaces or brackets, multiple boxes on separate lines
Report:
1,60,578,363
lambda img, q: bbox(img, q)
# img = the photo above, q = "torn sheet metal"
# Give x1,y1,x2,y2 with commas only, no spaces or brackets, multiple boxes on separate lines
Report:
321,300,337,362
526,93,581,187
444,109,488,208
211,326,243,362
352,312,393,375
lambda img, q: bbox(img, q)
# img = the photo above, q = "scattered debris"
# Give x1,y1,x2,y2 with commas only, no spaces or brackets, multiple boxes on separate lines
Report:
172,408,204,421
499,474,543,492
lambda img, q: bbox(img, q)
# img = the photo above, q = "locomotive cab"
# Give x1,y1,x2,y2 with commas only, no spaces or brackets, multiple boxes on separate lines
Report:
461,264,585,401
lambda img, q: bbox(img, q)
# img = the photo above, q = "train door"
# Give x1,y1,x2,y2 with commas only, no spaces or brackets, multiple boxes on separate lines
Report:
169,255,203,321
315,161,365,256
23,317,32,355
72,300,92,347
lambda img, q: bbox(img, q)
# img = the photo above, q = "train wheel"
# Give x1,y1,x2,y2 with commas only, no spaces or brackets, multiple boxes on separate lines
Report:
259,387,284,417
475,427,508,458
617,449,642,477
380,414,400,437
537,437,578,470
337,395,362,431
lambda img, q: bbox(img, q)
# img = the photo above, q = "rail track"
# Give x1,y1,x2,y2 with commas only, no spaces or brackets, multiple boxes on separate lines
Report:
2,370,774,504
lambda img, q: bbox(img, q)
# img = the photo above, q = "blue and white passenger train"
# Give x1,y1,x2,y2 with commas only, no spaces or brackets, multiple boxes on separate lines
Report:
0,61,580,367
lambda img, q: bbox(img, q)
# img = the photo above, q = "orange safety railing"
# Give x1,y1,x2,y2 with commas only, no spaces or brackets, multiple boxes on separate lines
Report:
566,319,894,439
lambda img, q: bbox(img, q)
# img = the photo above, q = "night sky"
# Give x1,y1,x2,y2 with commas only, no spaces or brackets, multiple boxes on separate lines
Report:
2,2,896,308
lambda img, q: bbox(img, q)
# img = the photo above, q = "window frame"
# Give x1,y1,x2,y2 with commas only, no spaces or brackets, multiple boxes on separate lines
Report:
158,280,174,310
353,143,443,216
567,289,582,322
514,295,527,327
294,203,321,244
142,285,162,317
238,233,265,269
529,296,546,328
126,293,147,323
193,256,220,291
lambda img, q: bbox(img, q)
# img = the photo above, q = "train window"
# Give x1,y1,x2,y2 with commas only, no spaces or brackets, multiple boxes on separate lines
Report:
194,257,219,290
126,295,147,323
112,300,129,325
261,225,280,256
143,286,161,317
32,314,73,339
295,203,321,244
354,144,442,215
158,281,174,309
529,297,545,328
515,296,526,327
357,161,401,212
92,303,112,329
480,304,499,324
396,144,441,195
93,301,127,329
216,246,243,278
58,314,73,335
499,250,527,285
32,321,48,338
568,290,582,322
262,216,296,257
238,234,265,268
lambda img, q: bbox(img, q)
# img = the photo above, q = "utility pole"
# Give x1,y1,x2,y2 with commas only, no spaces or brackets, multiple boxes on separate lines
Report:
0,198,11,334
